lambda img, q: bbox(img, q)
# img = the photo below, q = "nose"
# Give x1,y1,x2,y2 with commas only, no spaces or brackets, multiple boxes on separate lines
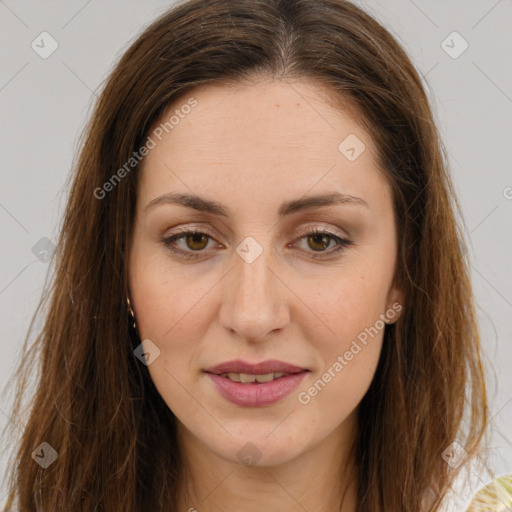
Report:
218,240,290,343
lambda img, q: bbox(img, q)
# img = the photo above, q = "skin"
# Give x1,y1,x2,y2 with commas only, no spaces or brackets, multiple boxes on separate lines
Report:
128,77,403,512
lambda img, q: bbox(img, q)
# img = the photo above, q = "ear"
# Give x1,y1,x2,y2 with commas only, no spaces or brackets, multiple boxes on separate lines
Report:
384,282,404,325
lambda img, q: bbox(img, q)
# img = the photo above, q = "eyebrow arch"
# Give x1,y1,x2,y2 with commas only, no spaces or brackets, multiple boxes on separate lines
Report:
144,191,369,217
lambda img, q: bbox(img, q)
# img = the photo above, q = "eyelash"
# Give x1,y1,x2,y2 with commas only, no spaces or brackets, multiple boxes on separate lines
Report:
161,227,353,260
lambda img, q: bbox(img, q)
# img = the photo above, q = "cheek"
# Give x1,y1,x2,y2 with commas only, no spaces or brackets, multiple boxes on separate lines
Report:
295,257,392,408
297,340,381,432
297,281,386,419
303,269,389,350
129,242,216,343
129,256,214,413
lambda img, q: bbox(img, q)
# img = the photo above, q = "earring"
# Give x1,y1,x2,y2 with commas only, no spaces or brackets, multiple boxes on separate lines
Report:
126,296,137,330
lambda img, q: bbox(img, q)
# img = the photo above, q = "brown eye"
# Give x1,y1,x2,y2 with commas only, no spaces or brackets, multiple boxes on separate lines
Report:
293,228,353,259
184,232,209,251
162,227,352,261
162,229,221,260
307,233,332,252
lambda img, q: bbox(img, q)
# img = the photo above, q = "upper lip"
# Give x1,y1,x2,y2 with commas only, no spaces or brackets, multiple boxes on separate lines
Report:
204,359,308,375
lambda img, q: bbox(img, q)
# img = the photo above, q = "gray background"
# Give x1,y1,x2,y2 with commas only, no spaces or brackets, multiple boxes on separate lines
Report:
1,0,511,503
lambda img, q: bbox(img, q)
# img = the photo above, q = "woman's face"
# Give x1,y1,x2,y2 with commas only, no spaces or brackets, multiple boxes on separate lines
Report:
128,78,403,467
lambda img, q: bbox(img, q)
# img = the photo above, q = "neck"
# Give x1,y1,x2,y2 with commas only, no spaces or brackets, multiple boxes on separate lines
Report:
176,414,359,512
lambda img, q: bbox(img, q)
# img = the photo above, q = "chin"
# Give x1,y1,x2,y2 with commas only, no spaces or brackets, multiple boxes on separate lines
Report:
208,430,308,468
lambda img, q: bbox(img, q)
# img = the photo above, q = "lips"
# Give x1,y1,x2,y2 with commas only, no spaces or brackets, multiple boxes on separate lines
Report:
204,359,310,407
218,371,288,383
204,359,307,376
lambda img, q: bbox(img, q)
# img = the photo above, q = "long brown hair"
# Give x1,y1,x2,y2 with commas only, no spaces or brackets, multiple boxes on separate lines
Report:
2,0,489,510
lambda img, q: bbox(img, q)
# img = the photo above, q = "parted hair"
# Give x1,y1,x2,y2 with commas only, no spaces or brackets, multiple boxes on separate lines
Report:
2,1,488,510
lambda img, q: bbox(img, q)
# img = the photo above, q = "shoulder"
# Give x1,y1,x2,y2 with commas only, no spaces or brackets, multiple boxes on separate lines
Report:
437,455,506,511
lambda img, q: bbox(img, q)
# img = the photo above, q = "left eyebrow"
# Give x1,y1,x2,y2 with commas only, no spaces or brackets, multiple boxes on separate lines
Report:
144,191,369,217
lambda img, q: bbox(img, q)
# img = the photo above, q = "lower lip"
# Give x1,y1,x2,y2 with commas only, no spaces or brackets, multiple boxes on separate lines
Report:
205,371,309,407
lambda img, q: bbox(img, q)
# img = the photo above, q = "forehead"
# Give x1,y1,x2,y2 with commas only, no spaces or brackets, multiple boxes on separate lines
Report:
138,79,391,216
145,78,372,156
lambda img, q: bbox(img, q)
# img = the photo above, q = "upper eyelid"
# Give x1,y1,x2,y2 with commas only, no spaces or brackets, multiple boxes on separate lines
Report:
164,222,349,239
163,227,351,250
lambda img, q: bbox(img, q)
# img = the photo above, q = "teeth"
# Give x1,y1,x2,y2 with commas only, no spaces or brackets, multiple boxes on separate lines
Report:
220,372,289,383
253,373,274,383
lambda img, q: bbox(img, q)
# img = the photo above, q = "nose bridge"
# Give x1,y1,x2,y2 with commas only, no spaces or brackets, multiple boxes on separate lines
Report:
220,235,288,341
